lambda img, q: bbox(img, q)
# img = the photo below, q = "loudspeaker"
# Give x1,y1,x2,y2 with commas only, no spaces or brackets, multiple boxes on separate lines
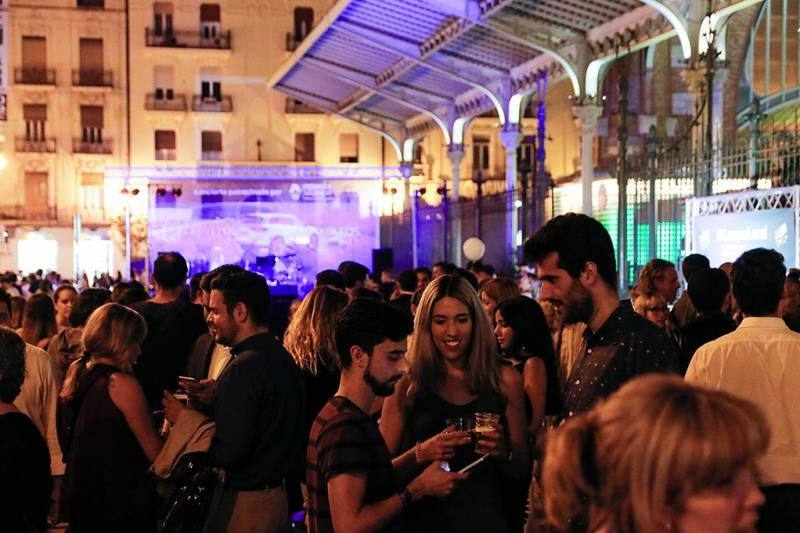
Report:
372,248,394,275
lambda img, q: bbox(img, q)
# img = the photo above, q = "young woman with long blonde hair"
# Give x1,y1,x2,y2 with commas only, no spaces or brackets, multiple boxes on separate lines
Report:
58,303,161,532
284,286,349,436
381,274,529,532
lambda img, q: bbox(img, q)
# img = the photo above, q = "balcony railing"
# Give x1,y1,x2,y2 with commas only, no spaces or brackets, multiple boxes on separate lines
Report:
0,204,57,221
285,99,324,114
74,139,112,154
79,206,106,223
16,137,56,153
192,95,233,113
146,93,188,111
155,148,176,161
72,69,113,87
201,150,223,161
15,68,56,85
145,29,232,49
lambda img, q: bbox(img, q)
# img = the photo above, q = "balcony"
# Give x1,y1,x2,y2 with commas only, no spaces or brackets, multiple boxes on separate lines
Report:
72,70,113,88
0,204,57,221
145,93,188,111
16,137,56,153
74,138,112,154
15,68,56,85
145,29,232,50
201,151,223,161
285,99,324,114
155,148,176,161
192,95,232,113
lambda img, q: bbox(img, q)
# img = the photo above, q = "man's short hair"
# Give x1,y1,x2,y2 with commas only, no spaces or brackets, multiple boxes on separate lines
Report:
433,261,456,275
415,266,432,279
152,252,189,290
341,262,369,289
190,272,206,301
682,254,710,283
732,248,786,317
524,213,617,288
335,299,413,369
200,264,245,293
210,270,270,326
0,329,26,403
455,268,479,290
315,269,345,291
0,288,10,318
397,269,418,292
687,268,730,315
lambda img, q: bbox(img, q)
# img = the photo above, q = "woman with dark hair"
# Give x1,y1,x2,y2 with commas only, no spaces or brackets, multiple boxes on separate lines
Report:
53,285,77,332
58,303,161,532
381,275,529,532
494,297,562,433
0,328,52,533
494,297,563,531
47,288,112,386
18,293,57,350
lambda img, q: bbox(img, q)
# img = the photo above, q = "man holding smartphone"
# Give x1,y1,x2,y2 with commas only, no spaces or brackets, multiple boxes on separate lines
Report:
307,299,468,533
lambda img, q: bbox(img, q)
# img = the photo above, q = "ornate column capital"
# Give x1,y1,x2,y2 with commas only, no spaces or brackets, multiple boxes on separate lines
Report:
571,104,603,136
499,126,523,152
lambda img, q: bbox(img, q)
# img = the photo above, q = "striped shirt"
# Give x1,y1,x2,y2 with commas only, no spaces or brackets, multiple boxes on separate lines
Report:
306,396,400,533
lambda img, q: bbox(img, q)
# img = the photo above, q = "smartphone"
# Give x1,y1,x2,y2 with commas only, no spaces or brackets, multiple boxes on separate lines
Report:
458,454,489,473
177,376,197,383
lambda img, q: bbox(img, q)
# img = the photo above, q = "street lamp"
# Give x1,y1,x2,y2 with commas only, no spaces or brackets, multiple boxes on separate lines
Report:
120,185,139,281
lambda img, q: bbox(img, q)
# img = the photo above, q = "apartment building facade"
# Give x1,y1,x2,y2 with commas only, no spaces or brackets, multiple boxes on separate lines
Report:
0,0,393,278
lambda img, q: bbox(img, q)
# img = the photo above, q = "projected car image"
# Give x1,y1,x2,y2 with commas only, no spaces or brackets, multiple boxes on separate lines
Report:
236,212,320,250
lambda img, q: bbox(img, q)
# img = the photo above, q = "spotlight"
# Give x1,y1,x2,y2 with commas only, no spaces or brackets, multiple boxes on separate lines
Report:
173,187,182,197
156,186,167,197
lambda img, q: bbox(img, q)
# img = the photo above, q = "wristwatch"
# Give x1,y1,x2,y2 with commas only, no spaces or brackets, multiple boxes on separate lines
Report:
398,487,413,510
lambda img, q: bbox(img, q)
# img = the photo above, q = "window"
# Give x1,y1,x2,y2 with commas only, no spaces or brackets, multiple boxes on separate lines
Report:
294,7,314,41
153,2,173,36
200,69,222,101
24,172,49,217
339,133,359,163
155,130,176,160
294,133,315,162
200,4,221,40
21,36,47,83
80,106,104,143
472,136,490,171
201,130,222,160
517,138,534,172
80,173,104,214
23,104,47,141
77,0,104,8
79,39,104,85
154,66,174,100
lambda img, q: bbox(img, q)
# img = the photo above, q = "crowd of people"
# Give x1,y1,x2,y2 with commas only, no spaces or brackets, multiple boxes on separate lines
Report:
0,211,798,533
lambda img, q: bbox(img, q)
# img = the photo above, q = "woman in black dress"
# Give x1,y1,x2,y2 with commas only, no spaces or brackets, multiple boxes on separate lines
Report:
58,303,161,532
381,275,529,532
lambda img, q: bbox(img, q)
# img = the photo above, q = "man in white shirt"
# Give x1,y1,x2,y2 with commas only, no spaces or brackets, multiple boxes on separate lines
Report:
686,248,800,531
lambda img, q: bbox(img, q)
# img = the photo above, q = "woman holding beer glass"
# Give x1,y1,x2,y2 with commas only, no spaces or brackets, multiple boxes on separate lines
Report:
382,275,529,532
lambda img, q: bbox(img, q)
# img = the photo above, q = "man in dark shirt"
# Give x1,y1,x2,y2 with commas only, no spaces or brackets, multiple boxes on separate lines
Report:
307,299,467,533
388,269,416,320
195,270,305,533
680,268,737,374
524,213,679,417
132,252,207,408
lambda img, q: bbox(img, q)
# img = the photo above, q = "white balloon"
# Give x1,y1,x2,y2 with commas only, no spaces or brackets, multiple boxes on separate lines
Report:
462,237,486,261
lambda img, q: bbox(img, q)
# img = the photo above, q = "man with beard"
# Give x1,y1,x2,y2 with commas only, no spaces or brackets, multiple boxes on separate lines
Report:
306,299,468,533
524,213,679,417
168,270,304,532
